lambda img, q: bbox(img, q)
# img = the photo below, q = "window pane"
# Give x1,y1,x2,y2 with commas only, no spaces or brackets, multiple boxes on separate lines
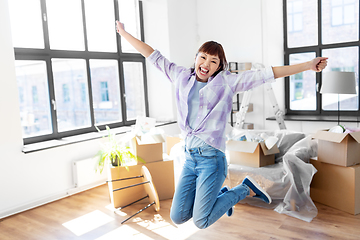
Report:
100,82,109,102
332,0,342,6
84,0,117,52
287,0,318,48
52,59,91,131
123,62,145,120
322,47,359,111
344,5,355,24
118,0,141,53
322,0,359,44
288,13,294,32
293,13,303,31
89,59,123,124
8,0,44,48
289,52,317,110
332,6,343,26
15,61,52,137
46,0,85,50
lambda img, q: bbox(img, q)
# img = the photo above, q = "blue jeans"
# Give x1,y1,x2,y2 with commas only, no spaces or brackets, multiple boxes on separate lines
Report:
170,144,250,229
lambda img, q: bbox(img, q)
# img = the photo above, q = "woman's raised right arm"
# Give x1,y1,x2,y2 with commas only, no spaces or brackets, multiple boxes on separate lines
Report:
116,20,154,58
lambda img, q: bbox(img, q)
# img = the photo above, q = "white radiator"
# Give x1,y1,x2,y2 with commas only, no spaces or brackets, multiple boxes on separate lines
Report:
72,157,107,189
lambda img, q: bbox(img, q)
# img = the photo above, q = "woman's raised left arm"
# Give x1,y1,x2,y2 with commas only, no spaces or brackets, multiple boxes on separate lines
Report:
272,57,328,79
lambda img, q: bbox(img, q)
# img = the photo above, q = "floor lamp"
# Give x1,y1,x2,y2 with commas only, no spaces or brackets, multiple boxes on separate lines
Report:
320,71,357,126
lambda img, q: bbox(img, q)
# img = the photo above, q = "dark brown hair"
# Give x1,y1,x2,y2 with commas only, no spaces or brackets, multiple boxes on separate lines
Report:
197,41,228,77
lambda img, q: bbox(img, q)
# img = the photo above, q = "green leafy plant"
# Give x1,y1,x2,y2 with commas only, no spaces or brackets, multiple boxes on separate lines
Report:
95,126,145,173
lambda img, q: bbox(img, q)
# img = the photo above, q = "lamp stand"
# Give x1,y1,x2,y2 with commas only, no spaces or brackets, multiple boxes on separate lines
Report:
337,94,340,126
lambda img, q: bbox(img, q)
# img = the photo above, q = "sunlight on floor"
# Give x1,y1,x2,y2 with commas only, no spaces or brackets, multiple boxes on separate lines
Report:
62,210,114,236
95,225,154,240
134,214,200,240
94,213,200,240
62,203,200,239
105,204,127,217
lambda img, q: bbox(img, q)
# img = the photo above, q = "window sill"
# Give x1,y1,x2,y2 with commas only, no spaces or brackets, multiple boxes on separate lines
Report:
266,115,360,122
22,121,177,154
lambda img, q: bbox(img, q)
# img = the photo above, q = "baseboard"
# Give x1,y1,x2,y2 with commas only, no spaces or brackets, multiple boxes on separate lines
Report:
0,180,106,219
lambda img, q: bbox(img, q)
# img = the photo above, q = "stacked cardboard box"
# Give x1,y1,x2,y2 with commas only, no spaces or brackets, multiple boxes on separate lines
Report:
107,165,146,209
311,130,360,215
130,134,165,163
312,130,360,166
310,158,360,215
107,135,175,209
166,136,182,155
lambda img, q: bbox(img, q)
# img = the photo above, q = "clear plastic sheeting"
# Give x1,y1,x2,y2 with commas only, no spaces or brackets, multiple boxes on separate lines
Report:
275,151,318,222
226,131,319,222
170,130,320,222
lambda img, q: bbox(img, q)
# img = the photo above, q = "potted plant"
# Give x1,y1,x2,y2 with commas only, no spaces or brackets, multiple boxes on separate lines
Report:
95,126,145,173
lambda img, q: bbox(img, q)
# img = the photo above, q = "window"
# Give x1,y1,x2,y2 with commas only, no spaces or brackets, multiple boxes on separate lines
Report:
287,0,318,48
32,86,39,104
9,0,148,144
331,0,356,26
100,82,110,102
19,87,24,103
80,83,86,103
89,59,123,125
284,0,359,117
287,1,303,33
62,84,70,103
123,62,146,120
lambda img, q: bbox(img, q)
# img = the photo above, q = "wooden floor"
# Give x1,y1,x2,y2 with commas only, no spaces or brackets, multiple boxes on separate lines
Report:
1,184,359,240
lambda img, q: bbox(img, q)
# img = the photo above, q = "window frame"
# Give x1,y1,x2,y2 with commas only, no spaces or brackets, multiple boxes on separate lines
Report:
13,0,149,144
283,0,360,117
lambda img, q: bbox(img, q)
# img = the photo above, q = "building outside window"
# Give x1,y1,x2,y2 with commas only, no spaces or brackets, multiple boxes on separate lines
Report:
100,82,110,102
331,0,356,26
32,86,39,104
8,0,148,144
62,84,70,103
80,83,86,103
284,0,359,116
287,0,303,33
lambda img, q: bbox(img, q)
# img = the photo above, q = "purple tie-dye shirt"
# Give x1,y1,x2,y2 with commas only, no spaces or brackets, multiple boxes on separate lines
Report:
147,50,275,152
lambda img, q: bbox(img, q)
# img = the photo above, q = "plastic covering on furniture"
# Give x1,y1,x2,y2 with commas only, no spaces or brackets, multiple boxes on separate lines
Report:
170,130,318,222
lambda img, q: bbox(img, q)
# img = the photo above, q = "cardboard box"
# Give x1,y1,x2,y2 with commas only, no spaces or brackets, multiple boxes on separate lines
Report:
146,160,175,200
226,140,279,168
107,160,175,208
243,123,254,129
131,134,165,164
310,158,360,215
312,130,360,167
166,136,182,155
107,164,146,209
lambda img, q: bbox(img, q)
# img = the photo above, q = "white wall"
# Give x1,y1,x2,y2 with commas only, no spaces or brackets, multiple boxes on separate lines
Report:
261,0,286,129
143,0,198,122
142,0,173,121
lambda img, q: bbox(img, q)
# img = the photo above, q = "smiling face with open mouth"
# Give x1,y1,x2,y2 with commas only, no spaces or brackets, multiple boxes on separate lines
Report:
195,52,221,82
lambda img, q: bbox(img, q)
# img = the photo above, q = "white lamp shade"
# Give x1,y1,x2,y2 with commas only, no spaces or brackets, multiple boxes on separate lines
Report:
320,71,357,94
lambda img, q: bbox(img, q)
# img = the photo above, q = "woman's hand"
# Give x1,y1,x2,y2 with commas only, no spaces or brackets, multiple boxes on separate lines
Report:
116,20,125,35
114,20,154,58
310,57,328,72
